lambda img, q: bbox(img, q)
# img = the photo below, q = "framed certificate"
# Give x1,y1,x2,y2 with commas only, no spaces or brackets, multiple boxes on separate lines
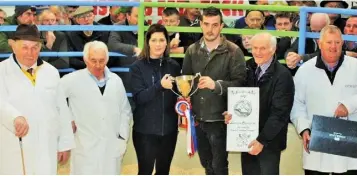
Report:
227,87,259,152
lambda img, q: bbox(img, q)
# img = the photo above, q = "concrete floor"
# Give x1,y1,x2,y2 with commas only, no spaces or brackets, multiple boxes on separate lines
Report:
58,124,304,175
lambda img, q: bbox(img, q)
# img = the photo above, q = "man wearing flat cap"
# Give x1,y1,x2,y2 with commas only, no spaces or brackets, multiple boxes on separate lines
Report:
0,6,36,52
320,0,348,32
0,24,75,174
66,6,109,69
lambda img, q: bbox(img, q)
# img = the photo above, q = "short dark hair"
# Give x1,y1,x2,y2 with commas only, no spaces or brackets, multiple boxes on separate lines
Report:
138,24,170,60
126,7,135,15
302,1,317,7
245,10,265,17
275,12,292,22
201,6,223,24
163,7,180,17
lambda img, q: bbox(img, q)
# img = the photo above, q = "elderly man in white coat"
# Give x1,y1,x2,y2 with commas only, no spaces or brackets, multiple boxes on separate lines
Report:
61,41,132,175
0,24,75,174
291,25,357,175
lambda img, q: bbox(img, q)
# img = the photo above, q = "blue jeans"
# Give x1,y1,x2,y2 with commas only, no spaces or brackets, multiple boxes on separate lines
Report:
196,121,228,175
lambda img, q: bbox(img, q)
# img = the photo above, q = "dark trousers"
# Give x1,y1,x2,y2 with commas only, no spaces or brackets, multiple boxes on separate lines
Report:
132,130,178,175
305,169,357,175
241,148,281,175
196,121,228,175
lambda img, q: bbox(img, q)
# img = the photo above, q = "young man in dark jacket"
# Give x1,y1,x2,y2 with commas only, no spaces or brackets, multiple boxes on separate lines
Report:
226,32,295,175
182,7,246,175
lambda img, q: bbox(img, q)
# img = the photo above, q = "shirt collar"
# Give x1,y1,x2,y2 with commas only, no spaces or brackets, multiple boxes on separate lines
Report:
87,67,110,87
200,38,222,53
258,58,273,74
321,56,339,72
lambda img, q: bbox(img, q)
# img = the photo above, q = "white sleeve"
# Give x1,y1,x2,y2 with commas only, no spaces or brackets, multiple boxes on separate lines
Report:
56,82,75,152
0,100,22,132
60,75,75,121
117,78,132,141
290,68,311,134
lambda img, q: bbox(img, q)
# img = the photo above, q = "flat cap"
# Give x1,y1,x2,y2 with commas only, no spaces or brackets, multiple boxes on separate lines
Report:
71,6,94,18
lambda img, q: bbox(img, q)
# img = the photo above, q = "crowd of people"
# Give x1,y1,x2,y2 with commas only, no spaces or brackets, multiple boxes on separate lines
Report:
1,0,357,175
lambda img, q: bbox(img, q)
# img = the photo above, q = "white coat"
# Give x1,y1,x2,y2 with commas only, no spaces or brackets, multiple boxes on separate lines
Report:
291,55,357,173
61,68,132,175
0,100,22,133
0,55,75,175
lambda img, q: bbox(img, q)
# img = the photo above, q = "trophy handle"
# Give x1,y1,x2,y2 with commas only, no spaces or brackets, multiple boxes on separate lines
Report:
189,73,201,97
170,88,181,97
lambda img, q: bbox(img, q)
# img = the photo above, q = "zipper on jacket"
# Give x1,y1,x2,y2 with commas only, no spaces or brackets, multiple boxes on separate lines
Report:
152,75,154,85
160,59,165,136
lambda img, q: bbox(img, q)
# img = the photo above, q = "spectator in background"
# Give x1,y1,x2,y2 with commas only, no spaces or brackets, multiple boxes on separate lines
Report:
49,6,70,25
161,7,185,67
286,13,330,70
108,6,141,58
65,6,78,23
108,6,141,111
303,0,317,7
0,6,36,52
241,34,253,57
286,0,304,30
275,12,295,60
179,7,200,26
344,10,357,58
66,6,109,69
37,10,69,69
178,7,202,49
98,6,126,25
233,10,265,56
320,0,348,33
0,9,7,25
243,10,265,29
233,0,275,30
293,1,317,29
275,12,293,31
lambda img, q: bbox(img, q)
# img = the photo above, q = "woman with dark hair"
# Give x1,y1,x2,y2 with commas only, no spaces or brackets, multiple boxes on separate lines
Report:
129,24,181,175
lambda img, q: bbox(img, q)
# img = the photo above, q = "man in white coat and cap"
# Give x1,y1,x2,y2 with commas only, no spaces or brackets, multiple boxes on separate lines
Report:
61,41,132,174
0,24,75,174
291,25,357,175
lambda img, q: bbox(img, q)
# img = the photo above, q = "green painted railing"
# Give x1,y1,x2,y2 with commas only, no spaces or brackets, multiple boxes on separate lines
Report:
138,2,299,64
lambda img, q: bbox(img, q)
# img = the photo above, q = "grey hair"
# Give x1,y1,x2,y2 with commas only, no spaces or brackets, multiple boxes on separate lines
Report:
320,25,342,41
311,13,330,25
83,41,109,62
250,32,277,51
